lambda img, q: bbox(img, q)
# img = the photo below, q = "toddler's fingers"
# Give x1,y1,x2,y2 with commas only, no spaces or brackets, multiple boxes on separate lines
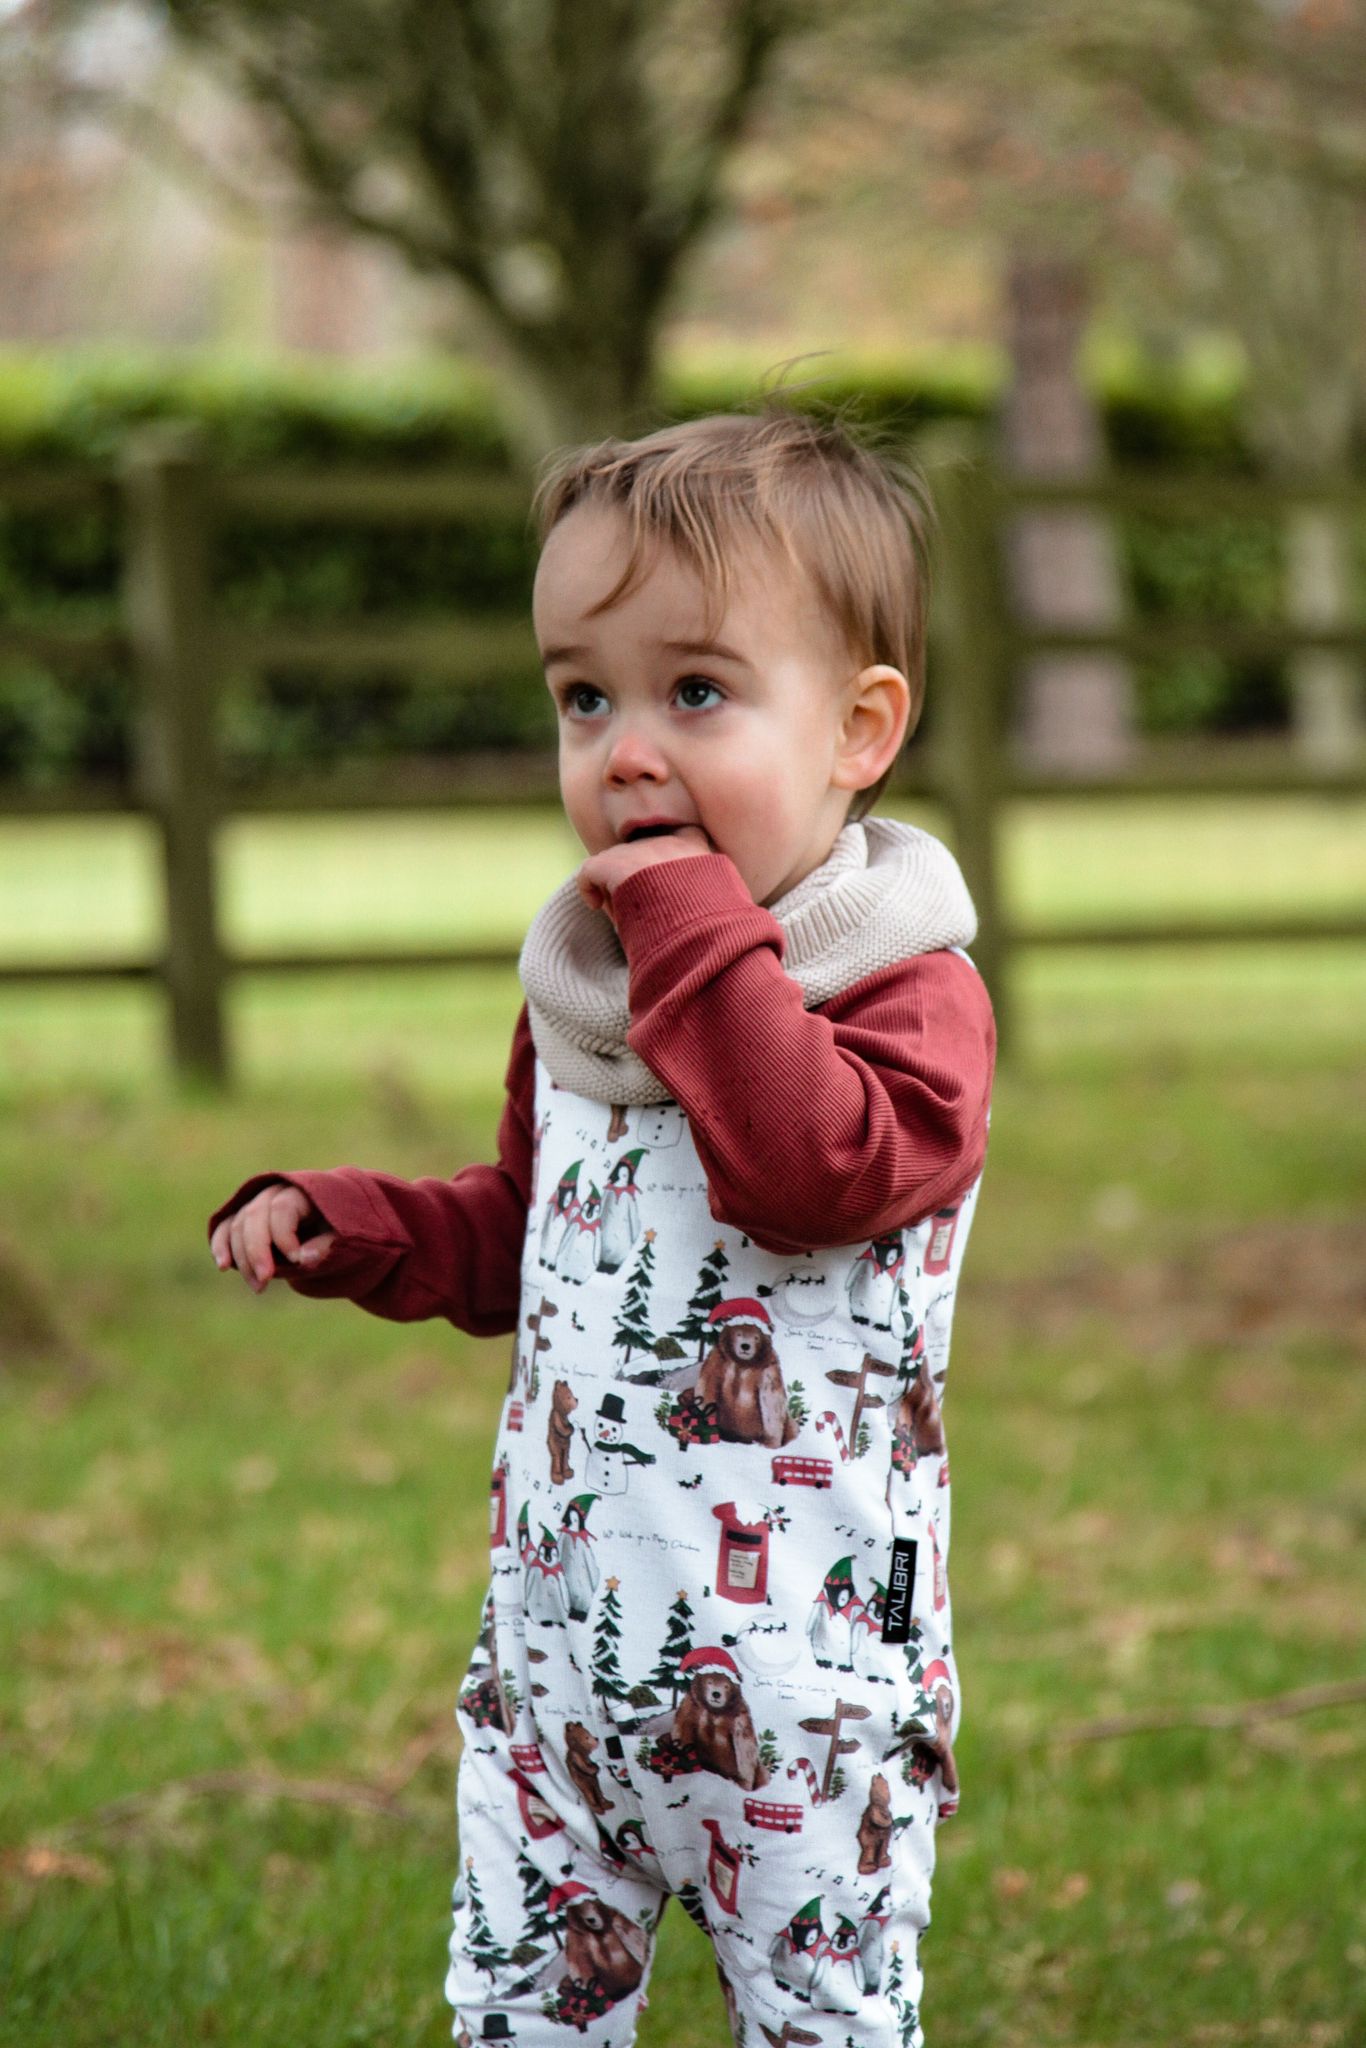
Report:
295,1231,337,1267
237,1206,276,1292
210,1219,232,1270
269,1190,308,1262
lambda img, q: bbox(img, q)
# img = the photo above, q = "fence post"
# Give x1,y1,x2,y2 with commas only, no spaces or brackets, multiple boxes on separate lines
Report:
917,424,1013,1055
123,424,230,1087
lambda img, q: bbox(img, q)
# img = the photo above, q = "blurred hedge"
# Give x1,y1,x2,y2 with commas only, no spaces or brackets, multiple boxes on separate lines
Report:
0,348,1330,790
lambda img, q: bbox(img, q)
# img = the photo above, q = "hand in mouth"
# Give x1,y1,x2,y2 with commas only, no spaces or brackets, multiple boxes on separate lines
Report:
620,820,691,843
579,822,713,918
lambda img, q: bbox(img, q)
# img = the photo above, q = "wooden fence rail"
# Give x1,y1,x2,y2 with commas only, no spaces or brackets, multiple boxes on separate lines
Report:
1,420,1363,1084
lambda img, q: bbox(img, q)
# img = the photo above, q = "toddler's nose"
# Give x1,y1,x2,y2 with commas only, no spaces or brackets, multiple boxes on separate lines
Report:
604,722,669,787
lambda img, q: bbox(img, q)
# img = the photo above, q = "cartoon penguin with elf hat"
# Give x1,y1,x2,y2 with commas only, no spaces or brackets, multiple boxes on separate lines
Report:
520,1503,570,1625
807,1556,858,1670
556,1182,602,1285
557,1493,600,1619
539,1160,581,1267
598,1149,645,1273
770,1896,825,1997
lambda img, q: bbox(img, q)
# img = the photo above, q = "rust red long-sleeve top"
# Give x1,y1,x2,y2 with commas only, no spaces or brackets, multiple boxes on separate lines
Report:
207,851,996,1337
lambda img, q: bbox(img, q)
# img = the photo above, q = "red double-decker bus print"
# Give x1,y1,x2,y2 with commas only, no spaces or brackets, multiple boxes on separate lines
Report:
771,1454,834,1488
743,1796,805,1833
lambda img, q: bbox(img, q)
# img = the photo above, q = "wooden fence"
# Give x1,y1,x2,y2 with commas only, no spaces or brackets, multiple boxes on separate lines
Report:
1,420,1363,1083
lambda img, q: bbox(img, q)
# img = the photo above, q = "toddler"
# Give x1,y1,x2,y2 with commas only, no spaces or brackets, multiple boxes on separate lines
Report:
209,410,996,2048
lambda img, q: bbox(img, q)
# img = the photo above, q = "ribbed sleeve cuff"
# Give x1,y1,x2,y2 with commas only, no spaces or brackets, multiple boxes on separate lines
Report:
206,1167,410,1249
610,852,784,1002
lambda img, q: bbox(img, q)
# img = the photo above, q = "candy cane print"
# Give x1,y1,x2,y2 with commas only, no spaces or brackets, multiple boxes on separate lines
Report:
815,1412,850,1462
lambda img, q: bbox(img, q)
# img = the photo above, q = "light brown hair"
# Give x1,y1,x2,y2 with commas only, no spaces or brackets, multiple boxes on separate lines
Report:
532,408,934,820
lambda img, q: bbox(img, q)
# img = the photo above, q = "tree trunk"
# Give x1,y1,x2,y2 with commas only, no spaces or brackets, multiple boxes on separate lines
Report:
1283,505,1363,768
456,268,660,469
500,323,658,465
998,250,1136,774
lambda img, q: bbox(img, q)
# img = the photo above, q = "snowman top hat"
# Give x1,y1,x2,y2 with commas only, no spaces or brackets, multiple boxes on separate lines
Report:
596,1393,625,1423
707,1296,773,1331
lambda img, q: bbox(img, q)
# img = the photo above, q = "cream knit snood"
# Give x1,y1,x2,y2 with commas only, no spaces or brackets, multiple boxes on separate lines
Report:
517,817,978,1107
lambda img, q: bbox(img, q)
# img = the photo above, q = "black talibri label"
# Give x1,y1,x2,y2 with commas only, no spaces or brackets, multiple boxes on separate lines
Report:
882,1537,918,1645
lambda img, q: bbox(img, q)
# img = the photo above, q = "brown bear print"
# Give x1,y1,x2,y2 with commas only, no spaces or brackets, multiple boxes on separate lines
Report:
671,1646,769,1789
548,1378,577,1485
857,1771,893,1874
562,1895,650,2000
564,1720,613,1816
696,1310,797,1448
893,1366,945,1465
924,1681,960,1804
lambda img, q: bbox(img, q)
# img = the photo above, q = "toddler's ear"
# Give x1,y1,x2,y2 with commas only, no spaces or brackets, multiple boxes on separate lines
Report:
834,665,910,796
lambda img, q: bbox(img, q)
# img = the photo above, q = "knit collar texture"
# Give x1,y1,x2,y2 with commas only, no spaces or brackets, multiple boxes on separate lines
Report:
518,817,977,1107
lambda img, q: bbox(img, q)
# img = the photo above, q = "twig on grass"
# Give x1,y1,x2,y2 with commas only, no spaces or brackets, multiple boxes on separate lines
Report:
31,1713,457,1849
1018,1676,1366,1749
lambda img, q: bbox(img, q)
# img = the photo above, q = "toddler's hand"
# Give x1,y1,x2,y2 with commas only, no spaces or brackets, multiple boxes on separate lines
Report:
209,1183,336,1295
577,825,713,920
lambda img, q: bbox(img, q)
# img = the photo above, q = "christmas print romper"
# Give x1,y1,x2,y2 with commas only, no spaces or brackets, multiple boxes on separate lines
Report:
447,1056,981,2048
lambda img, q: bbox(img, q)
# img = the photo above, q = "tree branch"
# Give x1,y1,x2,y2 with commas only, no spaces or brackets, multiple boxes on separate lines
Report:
232,52,481,283
40,78,275,229
31,1714,455,1847
643,0,791,302
1017,1676,1366,1750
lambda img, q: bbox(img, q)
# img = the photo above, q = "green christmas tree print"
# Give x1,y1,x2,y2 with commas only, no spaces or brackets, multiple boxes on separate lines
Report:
590,1575,631,1711
885,1938,922,2047
673,1240,731,1361
612,1230,657,1365
462,1860,511,1979
647,1588,696,1705
515,1843,560,1951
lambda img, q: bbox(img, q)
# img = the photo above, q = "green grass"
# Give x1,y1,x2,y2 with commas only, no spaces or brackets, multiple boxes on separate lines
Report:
3,795,1363,965
1,803,1364,2045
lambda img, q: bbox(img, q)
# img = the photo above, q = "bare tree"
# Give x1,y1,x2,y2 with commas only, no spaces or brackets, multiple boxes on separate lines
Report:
17,0,806,459
892,0,1366,760
772,0,1366,762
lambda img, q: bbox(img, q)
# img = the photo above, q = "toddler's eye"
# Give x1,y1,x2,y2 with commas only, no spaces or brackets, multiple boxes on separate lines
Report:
677,677,722,710
560,684,608,719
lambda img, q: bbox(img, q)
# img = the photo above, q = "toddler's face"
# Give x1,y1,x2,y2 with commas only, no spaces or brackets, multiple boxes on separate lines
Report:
534,503,868,907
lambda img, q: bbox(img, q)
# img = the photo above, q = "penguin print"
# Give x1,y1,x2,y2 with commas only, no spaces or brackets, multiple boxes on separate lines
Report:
520,1504,570,1626
598,1148,644,1274
806,1556,859,1670
538,1159,582,1268
850,1580,893,1682
769,1896,826,1999
858,1883,892,1993
556,1182,602,1285
811,1913,864,2014
846,1232,908,1330
557,1493,601,1620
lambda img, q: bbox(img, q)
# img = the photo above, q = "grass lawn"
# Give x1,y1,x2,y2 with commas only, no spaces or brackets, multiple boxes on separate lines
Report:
1,799,1363,2046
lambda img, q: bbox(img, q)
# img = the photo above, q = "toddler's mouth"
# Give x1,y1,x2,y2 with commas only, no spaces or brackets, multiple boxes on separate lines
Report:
621,821,685,843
